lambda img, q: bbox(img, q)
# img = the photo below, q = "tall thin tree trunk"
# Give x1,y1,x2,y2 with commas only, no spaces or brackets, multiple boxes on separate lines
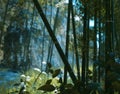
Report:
93,0,97,82
71,0,80,80
41,0,47,71
82,2,87,88
64,0,71,84
32,0,77,85
46,1,59,72
98,0,102,83
105,0,114,93
85,10,89,85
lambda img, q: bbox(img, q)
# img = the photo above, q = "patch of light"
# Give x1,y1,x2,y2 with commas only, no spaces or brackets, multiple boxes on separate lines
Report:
33,68,41,72
55,0,76,7
64,0,76,5
26,76,31,81
55,1,65,7
74,15,80,21
97,41,99,48
42,61,46,65
20,81,25,87
42,71,47,75
97,33,99,38
90,20,94,27
64,0,68,3
21,74,26,78
115,58,120,64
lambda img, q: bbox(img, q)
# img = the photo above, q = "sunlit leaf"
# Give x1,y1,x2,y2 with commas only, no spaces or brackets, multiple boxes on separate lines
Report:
24,91,30,94
26,81,32,85
9,90,19,93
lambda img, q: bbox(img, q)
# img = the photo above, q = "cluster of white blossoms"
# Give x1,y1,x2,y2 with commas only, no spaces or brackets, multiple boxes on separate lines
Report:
33,68,41,73
20,74,31,82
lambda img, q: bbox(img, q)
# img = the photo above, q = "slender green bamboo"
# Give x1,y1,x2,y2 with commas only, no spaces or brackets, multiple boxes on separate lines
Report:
105,0,114,93
64,0,71,84
32,0,77,85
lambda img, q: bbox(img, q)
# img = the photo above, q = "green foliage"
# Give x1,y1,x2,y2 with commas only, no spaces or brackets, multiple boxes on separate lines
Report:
59,83,80,94
5,68,61,94
45,79,52,85
52,69,61,78
38,84,55,92
0,0,120,94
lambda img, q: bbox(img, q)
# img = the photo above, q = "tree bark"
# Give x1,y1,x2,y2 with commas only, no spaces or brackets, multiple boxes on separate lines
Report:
105,0,114,93
64,0,71,85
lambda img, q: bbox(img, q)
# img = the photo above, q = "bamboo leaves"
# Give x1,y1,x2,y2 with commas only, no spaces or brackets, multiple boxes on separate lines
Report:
52,69,61,78
38,84,55,92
